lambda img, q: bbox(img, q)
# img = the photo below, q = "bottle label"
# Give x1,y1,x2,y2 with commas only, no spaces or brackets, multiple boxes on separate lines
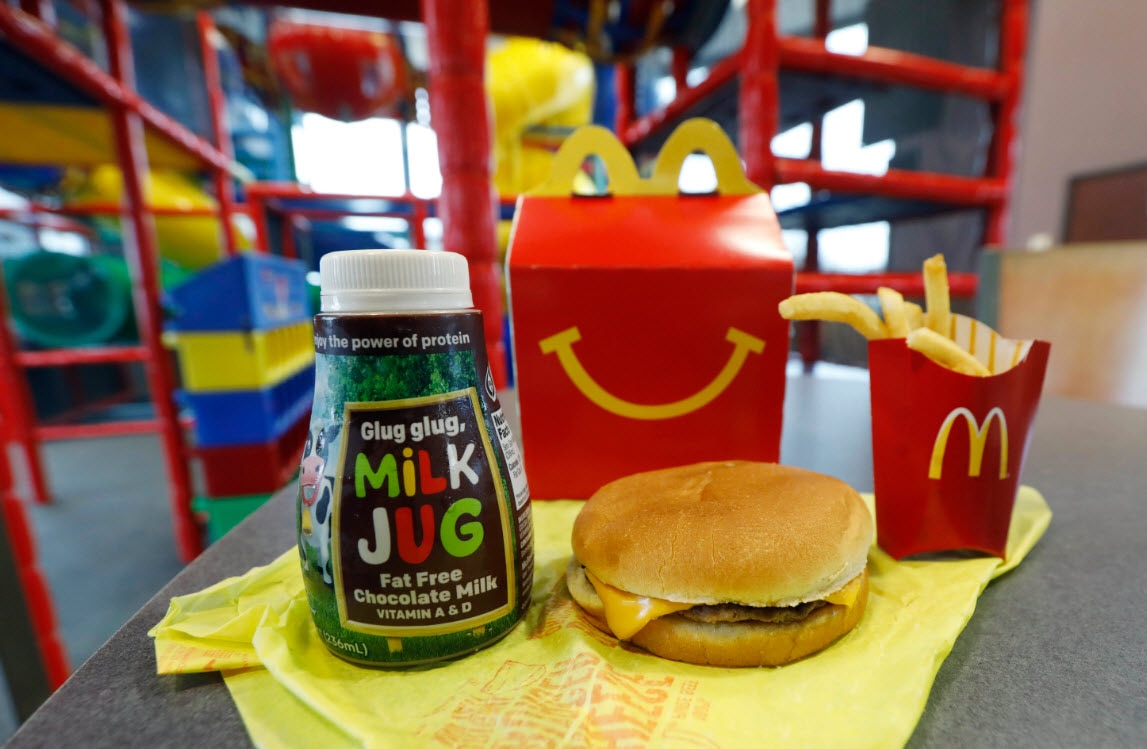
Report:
298,311,532,665
490,407,530,510
334,389,515,634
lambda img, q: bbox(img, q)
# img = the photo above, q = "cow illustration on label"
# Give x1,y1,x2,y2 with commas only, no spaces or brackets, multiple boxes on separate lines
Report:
299,422,342,585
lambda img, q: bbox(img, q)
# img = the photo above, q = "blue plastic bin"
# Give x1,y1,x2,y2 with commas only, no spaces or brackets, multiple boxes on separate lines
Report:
164,253,310,332
182,363,314,447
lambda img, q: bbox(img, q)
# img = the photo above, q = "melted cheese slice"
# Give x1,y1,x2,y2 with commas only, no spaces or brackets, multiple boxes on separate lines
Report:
585,569,865,640
822,572,863,607
584,570,692,640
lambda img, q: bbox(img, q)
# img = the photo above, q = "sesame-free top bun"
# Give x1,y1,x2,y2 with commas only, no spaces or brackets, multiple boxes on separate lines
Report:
571,461,873,607
567,461,874,667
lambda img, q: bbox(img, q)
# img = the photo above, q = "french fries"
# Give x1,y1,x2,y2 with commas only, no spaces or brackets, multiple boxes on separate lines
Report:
778,292,889,341
778,253,994,376
876,287,910,338
904,301,925,332
923,254,951,337
906,328,991,377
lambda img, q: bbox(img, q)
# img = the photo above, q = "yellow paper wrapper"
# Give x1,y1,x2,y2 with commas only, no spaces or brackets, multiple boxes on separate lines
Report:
150,488,1051,748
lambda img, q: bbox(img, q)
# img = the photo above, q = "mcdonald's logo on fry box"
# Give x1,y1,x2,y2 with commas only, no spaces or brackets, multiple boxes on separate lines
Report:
929,407,1009,480
869,315,1051,559
507,119,793,499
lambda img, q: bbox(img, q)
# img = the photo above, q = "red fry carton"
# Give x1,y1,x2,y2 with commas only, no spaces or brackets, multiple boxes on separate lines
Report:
869,314,1051,559
508,119,793,499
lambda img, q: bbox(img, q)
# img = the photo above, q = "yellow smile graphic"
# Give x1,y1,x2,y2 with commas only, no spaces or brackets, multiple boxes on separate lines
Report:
538,327,765,420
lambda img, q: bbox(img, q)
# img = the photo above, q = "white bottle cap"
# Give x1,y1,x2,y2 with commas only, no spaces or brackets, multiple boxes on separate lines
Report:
319,249,474,312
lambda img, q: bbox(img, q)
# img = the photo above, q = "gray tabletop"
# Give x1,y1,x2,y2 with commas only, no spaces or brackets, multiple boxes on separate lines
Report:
7,373,1146,748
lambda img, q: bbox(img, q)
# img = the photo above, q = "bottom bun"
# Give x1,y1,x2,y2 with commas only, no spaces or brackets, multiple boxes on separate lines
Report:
566,560,868,668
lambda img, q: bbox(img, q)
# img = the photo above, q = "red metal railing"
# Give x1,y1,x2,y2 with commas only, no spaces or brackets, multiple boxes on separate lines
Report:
614,0,1027,244
986,0,1029,245
795,0,830,369
0,412,71,694
244,183,433,258
0,279,49,507
794,271,978,297
612,0,1025,366
614,0,1027,250
0,2,242,565
618,51,744,145
0,5,232,172
777,36,1010,100
774,159,1008,207
243,182,516,278
196,9,240,259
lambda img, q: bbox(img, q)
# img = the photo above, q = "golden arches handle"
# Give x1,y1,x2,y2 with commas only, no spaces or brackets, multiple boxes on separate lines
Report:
648,119,760,196
529,118,760,198
529,125,643,197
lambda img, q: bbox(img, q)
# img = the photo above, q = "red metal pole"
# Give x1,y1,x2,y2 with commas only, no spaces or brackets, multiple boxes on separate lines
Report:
814,0,832,44
795,271,978,297
18,0,54,26
17,345,149,367
281,214,299,260
261,206,426,222
420,0,507,388
797,0,832,372
39,386,139,429
741,0,780,188
620,18,1009,154
0,203,219,218
246,183,439,249
244,183,436,205
101,0,201,562
777,37,1009,101
798,228,823,371
671,46,690,91
775,159,1008,205
0,414,71,691
36,420,164,441
614,63,636,136
986,0,1028,246
246,187,271,254
620,51,741,146
196,10,239,259
411,198,428,249
0,270,52,504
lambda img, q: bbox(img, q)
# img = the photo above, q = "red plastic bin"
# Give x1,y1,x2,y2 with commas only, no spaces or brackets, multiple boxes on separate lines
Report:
197,412,308,496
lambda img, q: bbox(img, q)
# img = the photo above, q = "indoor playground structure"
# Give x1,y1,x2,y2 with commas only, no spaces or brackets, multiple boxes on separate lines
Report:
0,0,1030,711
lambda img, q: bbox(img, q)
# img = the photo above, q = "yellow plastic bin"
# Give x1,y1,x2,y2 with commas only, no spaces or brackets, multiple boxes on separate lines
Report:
164,320,314,392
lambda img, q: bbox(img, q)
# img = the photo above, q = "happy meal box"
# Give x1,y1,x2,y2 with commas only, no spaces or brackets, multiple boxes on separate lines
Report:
507,118,793,499
868,315,1050,559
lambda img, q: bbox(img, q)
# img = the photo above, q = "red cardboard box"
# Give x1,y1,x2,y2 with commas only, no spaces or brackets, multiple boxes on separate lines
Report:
869,314,1050,559
508,119,793,499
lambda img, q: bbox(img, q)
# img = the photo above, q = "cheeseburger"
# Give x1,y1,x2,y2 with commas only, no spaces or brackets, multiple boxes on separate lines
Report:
566,461,873,667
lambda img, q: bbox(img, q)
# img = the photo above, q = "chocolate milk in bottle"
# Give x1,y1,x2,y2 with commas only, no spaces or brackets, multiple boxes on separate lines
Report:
297,249,533,666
